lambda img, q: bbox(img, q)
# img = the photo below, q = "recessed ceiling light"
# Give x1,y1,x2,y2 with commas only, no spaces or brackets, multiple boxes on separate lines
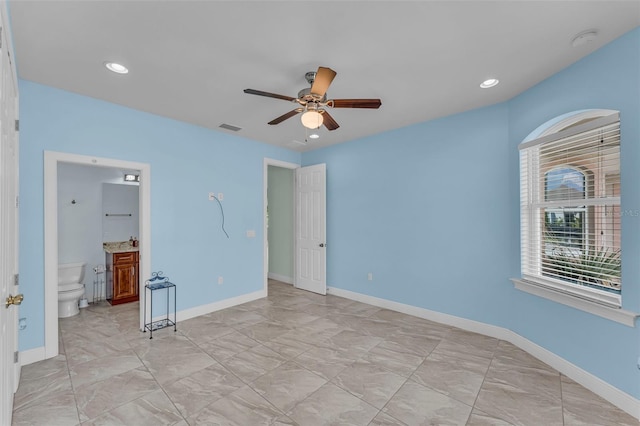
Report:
309,133,320,139
571,30,598,47
105,62,129,74
480,78,499,89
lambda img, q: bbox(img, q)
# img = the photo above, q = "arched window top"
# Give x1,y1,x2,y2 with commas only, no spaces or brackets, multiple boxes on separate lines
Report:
523,109,618,143
544,167,586,202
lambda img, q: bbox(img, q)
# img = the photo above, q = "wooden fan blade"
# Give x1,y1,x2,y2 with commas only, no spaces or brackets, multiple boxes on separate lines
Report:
330,99,382,109
310,67,337,97
268,109,300,125
244,89,296,102
322,110,340,131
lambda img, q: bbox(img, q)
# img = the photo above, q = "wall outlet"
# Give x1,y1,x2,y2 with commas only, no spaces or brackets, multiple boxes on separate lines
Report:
217,193,224,201
218,276,223,285
208,192,215,201
246,230,256,238
367,272,373,281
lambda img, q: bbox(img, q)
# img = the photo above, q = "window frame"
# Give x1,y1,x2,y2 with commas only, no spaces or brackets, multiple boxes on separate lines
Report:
512,111,637,326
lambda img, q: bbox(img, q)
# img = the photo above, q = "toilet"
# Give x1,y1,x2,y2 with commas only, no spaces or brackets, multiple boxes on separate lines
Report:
58,262,86,318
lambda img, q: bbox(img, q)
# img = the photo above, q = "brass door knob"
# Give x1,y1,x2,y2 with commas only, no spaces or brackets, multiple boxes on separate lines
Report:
6,294,23,308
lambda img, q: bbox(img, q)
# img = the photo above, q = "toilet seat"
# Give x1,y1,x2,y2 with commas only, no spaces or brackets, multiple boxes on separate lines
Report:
59,283,84,293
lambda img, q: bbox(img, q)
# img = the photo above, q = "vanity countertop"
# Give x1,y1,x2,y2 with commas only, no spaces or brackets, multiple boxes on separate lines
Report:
103,241,139,253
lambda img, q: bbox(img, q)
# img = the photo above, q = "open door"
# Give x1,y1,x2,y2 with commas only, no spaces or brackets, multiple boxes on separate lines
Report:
295,164,326,295
0,10,20,424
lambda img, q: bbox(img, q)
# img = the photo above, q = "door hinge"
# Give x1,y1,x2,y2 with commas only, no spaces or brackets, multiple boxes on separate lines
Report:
14,351,18,363
0,28,3,50
14,273,19,287
15,195,19,208
15,119,19,131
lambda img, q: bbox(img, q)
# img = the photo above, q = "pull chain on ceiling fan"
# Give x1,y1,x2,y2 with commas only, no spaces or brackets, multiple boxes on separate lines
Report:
244,66,382,131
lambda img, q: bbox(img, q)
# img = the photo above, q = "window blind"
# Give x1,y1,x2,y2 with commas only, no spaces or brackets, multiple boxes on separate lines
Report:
519,113,621,305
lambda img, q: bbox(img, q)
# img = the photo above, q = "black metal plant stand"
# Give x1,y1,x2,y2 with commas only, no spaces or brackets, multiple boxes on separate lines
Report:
143,271,176,339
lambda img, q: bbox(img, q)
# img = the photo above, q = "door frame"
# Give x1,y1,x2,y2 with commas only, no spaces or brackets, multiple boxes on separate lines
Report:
43,151,151,359
263,158,299,295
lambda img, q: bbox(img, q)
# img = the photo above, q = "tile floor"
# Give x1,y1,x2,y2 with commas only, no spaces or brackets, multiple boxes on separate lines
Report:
12,280,637,425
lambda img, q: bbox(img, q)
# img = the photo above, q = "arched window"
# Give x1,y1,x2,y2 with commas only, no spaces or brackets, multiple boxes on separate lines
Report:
518,110,621,310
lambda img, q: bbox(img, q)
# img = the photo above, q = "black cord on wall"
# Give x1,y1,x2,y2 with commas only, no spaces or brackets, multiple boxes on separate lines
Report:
214,196,229,238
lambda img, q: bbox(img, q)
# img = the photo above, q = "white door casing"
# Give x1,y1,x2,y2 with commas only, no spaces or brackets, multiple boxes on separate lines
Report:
43,152,151,359
295,164,326,295
0,2,20,423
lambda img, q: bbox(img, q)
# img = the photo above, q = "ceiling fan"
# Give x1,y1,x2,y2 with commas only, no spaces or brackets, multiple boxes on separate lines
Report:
244,66,382,131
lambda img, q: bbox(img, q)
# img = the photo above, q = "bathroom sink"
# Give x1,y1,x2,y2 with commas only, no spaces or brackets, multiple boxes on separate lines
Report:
103,241,139,253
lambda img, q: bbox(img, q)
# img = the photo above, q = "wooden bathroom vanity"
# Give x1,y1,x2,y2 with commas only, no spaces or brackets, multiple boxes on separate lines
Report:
104,242,139,305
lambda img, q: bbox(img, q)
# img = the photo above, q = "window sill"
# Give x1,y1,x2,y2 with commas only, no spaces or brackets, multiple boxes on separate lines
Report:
511,278,638,327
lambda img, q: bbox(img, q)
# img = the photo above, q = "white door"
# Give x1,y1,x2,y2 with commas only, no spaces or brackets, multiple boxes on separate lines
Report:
295,164,326,295
0,10,21,425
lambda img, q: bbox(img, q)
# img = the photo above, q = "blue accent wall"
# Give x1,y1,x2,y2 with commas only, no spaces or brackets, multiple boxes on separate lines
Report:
303,27,640,398
18,81,300,351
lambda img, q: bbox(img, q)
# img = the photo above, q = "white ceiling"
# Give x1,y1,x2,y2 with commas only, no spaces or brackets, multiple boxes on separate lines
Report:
9,1,640,152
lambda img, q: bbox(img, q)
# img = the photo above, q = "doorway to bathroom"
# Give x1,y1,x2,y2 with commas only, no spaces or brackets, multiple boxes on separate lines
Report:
58,164,141,308
43,151,151,360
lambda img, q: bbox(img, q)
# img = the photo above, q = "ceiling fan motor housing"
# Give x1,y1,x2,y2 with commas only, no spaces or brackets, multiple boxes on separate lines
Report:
297,88,327,104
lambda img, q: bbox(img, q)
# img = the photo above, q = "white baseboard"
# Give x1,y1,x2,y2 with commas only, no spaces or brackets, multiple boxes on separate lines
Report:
268,272,293,285
20,346,46,366
327,286,640,420
173,289,265,323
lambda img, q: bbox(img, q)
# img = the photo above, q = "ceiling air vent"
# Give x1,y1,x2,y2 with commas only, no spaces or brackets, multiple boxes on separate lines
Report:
219,123,242,132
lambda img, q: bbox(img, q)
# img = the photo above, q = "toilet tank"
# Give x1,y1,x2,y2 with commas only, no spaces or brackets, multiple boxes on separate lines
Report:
58,262,86,285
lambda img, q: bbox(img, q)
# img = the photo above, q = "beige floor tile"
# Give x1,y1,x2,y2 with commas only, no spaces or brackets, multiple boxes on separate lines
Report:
287,383,379,426
82,389,183,426
474,376,563,426
186,386,283,426
13,355,72,411
331,359,407,409
68,350,143,389
293,346,357,381
561,375,638,426
221,344,287,382
410,351,490,406
383,381,473,425
250,361,327,412
12,280,635,426
193,329,261,361
11,390,79,426
161,361,245,418
362,341,425,377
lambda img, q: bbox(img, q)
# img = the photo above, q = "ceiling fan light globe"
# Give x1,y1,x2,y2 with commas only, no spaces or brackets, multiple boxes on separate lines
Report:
301,110,323,129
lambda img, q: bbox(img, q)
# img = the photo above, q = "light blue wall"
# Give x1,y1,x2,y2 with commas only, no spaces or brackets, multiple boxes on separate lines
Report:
303,27,640,398
18,81,300,351
303,104,512,326
506,27,640,399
